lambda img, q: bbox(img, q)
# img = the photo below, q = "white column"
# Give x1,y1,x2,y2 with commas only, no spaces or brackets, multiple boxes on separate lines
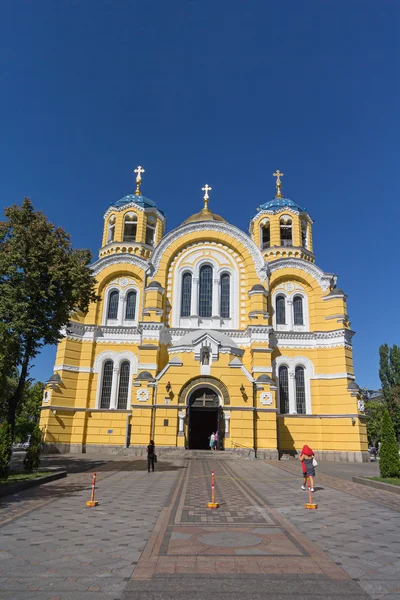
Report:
191,277,199,315
111,366,120,409
119,293,126,326
288,369,296,414
286,298,293,330
224,411,231,435
178,410,186,434
212,278,220,317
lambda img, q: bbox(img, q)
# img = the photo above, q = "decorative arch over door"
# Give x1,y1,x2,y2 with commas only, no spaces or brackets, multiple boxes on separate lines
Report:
178,376,230,405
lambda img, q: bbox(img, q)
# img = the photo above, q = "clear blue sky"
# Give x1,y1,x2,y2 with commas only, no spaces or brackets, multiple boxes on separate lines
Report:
0,1,398,390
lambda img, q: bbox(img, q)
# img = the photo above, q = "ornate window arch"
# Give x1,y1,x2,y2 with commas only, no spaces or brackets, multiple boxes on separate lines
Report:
94,351,138,410
276,294,286,325
272,287,309,332
123,212,138,242
125,290,137,321
172,246,239,328
260,218,270,250
199,264,213,318
180,271,192,317
293,295,304,325
280,215,293,246
107,289,119,321
274,355,313,414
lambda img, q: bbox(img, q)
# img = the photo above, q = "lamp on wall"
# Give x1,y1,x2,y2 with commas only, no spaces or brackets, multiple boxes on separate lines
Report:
166,381,172,393
240,384,245,394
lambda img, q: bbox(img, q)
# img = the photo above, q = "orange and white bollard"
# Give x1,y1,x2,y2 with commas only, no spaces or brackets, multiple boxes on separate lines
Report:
207,470,219,509
86,472,99,507
304,479,317,509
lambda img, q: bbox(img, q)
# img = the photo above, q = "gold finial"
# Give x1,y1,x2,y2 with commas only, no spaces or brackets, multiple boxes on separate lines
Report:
202,184,212,211
134,165,145,195
273,170,284,199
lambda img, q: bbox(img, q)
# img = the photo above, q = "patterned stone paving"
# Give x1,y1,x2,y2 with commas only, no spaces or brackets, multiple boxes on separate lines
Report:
2,455,400,599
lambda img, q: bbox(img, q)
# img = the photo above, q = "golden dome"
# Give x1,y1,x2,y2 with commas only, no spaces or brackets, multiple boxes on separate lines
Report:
183,207,226,225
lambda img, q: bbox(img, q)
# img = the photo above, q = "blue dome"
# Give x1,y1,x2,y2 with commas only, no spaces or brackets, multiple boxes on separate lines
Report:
256,197,306,214
110,194,164,216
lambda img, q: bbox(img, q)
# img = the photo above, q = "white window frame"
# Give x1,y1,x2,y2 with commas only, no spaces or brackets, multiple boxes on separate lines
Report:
280,215,293,246
102,284,140,326
274,355,313,415
123,212,138,243
94,351,138,410
145,215,157,247
172,252,239,329
272,288,309,332
107,215,116,243
260,218,270,250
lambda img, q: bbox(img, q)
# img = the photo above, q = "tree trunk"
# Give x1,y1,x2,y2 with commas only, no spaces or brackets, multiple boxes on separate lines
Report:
8,347,31,437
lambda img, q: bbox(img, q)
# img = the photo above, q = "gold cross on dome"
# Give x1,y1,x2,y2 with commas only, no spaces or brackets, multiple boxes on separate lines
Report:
273,170,284,199
202,184,212,210
134,165,145,195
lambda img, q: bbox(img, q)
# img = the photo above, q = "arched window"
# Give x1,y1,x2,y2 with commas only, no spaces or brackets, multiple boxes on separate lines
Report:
123,213,137,242
220,273,230,318
276,295,286,325
145,216,156,246
261,221,270,249
107,290,119,320
125,291,137,320
117,361,130,409
199,265,213,318
295,366,306,414
180,272,192,317
293,295,304,325
280,216,292,246
107,216,116,243
279,366,289,414
100,360,114,409
301,220,308,249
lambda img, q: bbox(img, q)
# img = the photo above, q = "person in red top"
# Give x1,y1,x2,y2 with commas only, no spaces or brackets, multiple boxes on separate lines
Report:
299,445,315,492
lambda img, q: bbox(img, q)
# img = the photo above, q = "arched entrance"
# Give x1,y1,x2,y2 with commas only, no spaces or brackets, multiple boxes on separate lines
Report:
188,387,224,450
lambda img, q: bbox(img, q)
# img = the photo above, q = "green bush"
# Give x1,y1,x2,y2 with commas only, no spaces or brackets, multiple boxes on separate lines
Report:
23,425,42,472
379,409,400,478
0,423,13,479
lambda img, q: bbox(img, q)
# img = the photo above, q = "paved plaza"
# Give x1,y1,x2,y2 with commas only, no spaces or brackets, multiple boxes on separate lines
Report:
0,455,399,600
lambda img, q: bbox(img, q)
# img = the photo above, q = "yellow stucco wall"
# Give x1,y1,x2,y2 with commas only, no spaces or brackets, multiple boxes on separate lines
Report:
40,191,367,460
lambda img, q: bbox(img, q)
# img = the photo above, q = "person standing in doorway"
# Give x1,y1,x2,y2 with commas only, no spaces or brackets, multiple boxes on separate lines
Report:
209,432,215,451
214,430,219,451
147,439,156,473
299,445,315,492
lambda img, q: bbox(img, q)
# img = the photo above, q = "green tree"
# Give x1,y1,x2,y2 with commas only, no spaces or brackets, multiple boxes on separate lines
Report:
379,409,400,478
365,398,385,448
0,199,100,435
14,381,45,443
0,423,13,478
23,424,42,472
379,344,400,440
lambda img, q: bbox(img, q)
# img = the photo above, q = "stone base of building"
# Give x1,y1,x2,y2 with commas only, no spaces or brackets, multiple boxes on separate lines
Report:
279,449,370,463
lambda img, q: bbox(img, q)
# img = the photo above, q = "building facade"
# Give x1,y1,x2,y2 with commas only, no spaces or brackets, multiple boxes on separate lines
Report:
40,168,368,461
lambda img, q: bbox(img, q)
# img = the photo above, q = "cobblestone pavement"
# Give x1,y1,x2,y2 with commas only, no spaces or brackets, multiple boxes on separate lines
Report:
1,456,399,599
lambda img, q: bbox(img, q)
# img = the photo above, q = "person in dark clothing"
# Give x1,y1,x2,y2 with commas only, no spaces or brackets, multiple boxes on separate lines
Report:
147,439,155,473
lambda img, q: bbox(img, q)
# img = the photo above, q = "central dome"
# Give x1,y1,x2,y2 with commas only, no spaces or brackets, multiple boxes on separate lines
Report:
183,207,226,224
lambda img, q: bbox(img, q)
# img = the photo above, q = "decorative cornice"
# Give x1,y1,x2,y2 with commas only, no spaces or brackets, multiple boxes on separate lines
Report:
54,364,93,374
91,254,149,276
268,258,335,292
272,328,354,350
312,372,355,380
149,221,268,282
103,202,165,222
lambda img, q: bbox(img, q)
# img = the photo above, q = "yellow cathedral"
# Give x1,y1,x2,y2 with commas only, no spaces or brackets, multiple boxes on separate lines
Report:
40,168,368,462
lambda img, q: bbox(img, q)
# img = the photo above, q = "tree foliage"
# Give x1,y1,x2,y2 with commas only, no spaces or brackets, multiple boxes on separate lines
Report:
0,199,100,434
0,423,13,479
379,344,400,440
15,381,45,443
365,398,386,447
379,409,400,479
23,424,42,472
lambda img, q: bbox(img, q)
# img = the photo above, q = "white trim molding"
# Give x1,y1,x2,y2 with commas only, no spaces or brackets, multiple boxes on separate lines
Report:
54,364,93,374
91,254,149,276
103,201,165,223
273,355,313,415
150,221,268,282
269,258,334,292
312,372,355,380
271,329,354,350
94,350,138,410
271,285,310,332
